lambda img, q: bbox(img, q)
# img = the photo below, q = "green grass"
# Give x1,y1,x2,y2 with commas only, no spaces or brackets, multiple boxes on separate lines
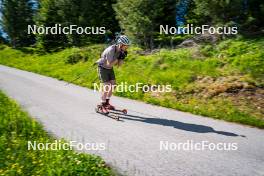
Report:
0,37,263,128
0,90,114,175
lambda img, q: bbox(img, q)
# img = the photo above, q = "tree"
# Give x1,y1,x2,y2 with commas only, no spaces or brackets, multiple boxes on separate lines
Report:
1,0,35,47
190,0,244,25
244,0,264,30
0,30,8,44
186,0,264,32
35,0,68,51
78,0,119,45
114,0,171,49
36,0,119,50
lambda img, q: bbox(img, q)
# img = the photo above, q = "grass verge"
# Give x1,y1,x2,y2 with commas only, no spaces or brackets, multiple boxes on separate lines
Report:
0,90,114,175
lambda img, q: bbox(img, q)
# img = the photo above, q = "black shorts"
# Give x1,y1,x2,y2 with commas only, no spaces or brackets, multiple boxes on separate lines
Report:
97,66,115,83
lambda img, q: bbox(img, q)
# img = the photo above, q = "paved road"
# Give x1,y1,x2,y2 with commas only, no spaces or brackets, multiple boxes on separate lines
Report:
0,65,264,176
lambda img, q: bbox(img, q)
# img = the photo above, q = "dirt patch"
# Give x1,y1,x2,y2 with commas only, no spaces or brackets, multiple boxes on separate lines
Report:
191,75,264,118
194,76,256,98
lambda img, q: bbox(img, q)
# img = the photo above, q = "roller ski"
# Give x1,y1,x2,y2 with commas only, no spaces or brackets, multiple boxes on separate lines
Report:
106,104,127,114
95,104,120,121
95,34,130,120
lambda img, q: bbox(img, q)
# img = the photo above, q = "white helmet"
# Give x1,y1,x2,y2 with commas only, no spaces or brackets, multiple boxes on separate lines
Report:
117,35,131,45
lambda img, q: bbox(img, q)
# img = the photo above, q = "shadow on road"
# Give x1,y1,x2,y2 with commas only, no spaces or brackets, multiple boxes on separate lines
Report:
113,112,244,137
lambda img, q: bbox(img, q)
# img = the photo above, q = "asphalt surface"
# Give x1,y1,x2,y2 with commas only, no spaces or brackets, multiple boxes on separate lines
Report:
0,65,264,176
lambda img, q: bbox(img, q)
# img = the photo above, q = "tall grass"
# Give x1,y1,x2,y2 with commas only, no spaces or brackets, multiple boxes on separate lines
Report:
0,37,263,128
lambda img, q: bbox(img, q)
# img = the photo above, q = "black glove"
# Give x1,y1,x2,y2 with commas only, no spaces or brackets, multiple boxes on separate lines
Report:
118,50,128,60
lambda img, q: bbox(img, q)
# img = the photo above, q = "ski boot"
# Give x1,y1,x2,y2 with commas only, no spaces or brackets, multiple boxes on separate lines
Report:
95,104,109,114
105,99,115,110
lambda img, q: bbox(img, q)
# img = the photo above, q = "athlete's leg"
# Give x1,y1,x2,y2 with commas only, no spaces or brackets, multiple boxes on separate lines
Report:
102,81,111,104
97,66,110,107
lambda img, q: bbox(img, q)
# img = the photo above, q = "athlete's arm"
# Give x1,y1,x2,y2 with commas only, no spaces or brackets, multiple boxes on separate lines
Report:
117,60,124,67
106,59,118,67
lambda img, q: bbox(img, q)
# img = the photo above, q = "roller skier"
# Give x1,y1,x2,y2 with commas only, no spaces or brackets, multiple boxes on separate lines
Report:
95,35,130,114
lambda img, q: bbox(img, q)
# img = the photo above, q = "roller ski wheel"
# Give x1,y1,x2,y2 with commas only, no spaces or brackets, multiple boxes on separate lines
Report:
121,109,127,114
107,107,127,114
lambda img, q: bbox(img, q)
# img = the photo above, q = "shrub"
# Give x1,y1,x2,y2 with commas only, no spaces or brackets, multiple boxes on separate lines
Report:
65,52,85,64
